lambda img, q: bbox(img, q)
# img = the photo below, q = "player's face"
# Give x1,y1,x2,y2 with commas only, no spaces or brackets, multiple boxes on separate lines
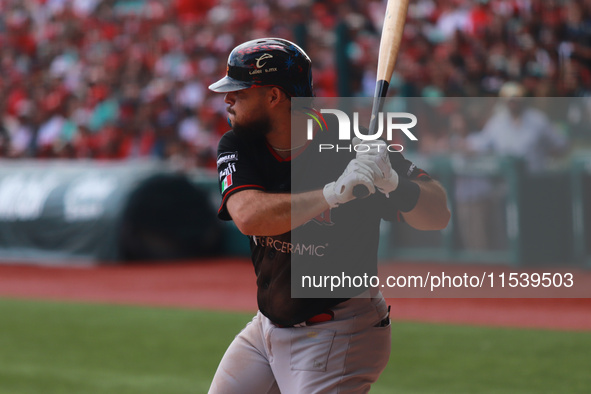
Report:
224,87,270,126
225,87,272,139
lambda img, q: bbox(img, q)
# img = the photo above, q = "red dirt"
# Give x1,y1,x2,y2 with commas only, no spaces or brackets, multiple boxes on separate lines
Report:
0,258,589,331
0,259,258,311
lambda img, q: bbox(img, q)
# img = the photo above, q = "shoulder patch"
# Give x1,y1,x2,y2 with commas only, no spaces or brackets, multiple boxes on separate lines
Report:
217,152,239,166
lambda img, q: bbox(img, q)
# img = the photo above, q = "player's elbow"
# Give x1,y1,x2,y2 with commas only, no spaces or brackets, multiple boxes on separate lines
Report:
226,192,262,235
432,206,451,230
232,212,260,236
427,197,451,230
403,197,451,231
226,191,289,236
408,207,450,231
232,209,280,236
409,183,451,230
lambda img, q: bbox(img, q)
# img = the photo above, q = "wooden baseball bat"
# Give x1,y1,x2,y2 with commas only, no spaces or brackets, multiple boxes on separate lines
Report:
353,0,410,198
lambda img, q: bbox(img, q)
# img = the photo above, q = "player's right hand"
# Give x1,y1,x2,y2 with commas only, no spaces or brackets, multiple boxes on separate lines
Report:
323,159,376,208
353,137,399,197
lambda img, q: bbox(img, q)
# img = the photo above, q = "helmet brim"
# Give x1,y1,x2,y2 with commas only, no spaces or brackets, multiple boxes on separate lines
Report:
208,76,253,93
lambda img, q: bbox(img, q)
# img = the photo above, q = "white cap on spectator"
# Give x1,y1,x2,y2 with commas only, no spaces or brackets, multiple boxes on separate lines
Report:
499,82,526,98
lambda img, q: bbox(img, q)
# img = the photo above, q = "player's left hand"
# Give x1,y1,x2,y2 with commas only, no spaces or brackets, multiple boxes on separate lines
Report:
353,137,399,197
323,158,376,208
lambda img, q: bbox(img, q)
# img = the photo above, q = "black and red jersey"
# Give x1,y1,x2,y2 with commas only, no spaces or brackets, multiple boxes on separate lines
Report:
216,128,430,326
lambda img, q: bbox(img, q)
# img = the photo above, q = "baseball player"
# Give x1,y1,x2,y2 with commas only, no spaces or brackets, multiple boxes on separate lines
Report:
209,38,450,393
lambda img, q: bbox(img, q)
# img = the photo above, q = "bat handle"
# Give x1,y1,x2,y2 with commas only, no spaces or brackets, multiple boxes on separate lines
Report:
353,184,371,199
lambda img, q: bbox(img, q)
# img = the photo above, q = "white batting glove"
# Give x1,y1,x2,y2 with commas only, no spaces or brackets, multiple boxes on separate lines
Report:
353,137,399,197
323,159,376,208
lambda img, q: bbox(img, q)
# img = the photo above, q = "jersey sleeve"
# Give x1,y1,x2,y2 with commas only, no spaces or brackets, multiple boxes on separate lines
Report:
217,131,266,221
379,151,432,222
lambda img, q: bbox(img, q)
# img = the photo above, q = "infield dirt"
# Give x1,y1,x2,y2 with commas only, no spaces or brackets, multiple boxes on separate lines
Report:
0,259,589,331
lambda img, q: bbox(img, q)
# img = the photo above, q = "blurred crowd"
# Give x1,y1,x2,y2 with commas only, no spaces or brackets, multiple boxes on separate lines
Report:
1,0,590,169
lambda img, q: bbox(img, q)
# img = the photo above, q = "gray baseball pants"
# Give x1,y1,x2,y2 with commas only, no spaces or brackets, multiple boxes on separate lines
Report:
209,292,391,394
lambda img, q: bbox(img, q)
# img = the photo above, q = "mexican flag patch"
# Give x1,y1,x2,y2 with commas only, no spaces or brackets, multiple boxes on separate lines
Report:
221,174,233,193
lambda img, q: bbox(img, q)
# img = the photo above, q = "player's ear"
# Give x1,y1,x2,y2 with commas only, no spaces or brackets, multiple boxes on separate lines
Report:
267,87,289,107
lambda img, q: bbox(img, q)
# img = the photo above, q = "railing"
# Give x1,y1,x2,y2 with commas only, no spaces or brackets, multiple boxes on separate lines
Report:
382,154,580,267
571,154,591,267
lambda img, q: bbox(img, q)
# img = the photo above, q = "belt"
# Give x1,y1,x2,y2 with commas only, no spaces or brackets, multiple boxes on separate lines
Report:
275,310,334,328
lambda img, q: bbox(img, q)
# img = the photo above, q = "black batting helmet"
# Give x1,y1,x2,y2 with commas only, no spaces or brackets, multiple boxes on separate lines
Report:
208,38,314,97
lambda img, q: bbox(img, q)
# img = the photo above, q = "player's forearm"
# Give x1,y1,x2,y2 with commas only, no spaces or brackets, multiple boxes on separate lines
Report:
401,180,450,230
226,189,329,236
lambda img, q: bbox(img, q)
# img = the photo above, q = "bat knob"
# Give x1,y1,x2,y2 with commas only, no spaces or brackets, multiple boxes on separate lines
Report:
352,184,371,199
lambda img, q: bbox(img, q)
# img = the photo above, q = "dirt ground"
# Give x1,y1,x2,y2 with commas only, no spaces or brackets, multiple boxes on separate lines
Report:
0,258,589,331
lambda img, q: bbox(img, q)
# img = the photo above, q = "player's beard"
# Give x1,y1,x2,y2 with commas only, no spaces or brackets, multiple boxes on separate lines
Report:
232,115,272,142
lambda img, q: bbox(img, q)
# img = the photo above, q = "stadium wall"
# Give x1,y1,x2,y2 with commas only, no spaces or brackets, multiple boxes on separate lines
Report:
0,160,225,265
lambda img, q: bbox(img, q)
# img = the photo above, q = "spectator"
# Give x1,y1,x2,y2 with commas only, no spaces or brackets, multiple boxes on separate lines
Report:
3,99,35,158
0,0,589,166
468,81,570,173
452,111,507,250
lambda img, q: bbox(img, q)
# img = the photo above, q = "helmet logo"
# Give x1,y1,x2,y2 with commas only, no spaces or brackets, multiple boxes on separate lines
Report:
255,53,273,68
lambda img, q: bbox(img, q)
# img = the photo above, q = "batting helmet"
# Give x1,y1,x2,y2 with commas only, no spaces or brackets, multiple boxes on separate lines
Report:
208,38,314,97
